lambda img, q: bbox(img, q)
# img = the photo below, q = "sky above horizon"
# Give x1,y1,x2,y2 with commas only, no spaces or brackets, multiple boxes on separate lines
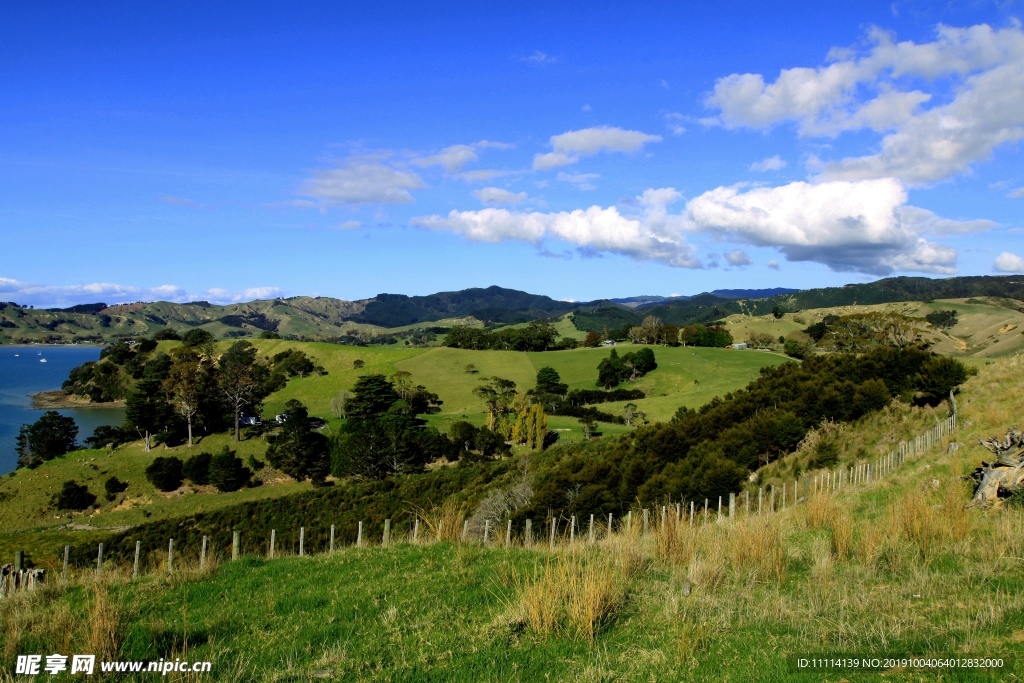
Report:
2,0,1024,308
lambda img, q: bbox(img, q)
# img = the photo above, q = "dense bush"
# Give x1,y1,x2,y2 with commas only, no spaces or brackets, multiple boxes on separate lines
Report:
183,452,213,485
103,476,129,501
209,449,252,492
53,481,96,511
444,322,570,352
145,456,184,492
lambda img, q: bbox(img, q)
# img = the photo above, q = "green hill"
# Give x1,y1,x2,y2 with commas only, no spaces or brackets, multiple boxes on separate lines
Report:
3,355,1022,682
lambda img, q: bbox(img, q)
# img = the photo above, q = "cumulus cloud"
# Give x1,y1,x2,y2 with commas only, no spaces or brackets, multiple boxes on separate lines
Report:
338,220,362,229
706,23,1024,185
301,160,425,205
1008,187,1024,198
749,155,787,172
0,278,285,308
724,249,753,266
473,187,527,204
994,252,1024,272
412,188,700,268
767,259,781,270
415,140,514,173
683,178,959,275
895,205,997,235
557,172,600,191
533,126,662,169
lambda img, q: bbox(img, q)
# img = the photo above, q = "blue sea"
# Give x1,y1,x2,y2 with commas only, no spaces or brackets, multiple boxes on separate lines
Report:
0,346,125,475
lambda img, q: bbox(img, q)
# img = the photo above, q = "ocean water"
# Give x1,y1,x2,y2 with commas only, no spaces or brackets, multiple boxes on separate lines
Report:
0,346,125,475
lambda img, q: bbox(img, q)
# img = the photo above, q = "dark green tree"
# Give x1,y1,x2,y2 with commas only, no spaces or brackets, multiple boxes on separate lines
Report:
209,447,252,492
218,341,269,441
124,380,171,451
53,481,96,510
182,452,213,485
181,328,215,347
265,400,329,485
597,350,628,389
16,411,78,469
346,374,400,419
104,476,129,501
535,367,568,395
145,456,183,492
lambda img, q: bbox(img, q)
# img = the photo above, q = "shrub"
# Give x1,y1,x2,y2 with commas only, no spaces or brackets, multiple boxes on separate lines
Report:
54,480,96,510
209,448,251,492
181,328,215,347
103,476,129,501
145,456,184,492
183,452,212,485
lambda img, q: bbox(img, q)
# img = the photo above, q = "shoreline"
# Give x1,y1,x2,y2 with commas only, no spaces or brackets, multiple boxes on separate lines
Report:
30,390,125,410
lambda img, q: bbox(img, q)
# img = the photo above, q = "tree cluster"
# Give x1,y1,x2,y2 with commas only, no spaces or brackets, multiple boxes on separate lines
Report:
680,324,733,348
443,322,575,351
597,348,657,388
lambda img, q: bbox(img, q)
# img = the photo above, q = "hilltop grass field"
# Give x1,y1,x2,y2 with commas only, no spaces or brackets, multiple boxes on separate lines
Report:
0,340,787,562
3,355,1024,682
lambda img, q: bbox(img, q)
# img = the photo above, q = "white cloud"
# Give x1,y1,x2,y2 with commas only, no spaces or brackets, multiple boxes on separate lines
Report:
533,152,578,170
582,104,592,112
338,220,362,229
412,188,700,268
415,140,513,173
724,249,752,266
459,169,511,183
0,278,285,308
557,172,600,191
664,112,686,136
473,187,527,204
551,126,662,155
301,160,425,205
749,155,787,172
706,23,1024,185
894,205,997,235
994,251,1024,272
521,51,557,65
683,178,959,275
1008,187,1024,198
533,126,662,169
767,259,781,270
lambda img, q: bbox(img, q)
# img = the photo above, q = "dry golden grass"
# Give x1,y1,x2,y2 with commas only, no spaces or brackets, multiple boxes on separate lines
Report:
510,546,640,641
415,498,469,542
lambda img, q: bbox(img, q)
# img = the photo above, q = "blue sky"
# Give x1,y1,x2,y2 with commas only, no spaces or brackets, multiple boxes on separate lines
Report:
2,0,1023,307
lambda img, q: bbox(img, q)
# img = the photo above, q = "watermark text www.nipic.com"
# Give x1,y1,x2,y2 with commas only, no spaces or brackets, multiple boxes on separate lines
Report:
15,654,212,676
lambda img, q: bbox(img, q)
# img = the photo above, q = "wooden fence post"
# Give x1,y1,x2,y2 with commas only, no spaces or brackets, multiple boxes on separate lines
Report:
661,505,666,531
133,541,141,578
62,545,70,583
14,550,23,571
461,520,469,542
717,496,723,521
97,543,104,572
357,522,363,547
758,488,763,514
483,519,490,545
729,493,735,519
745,491,750,515
570,516,576,544
608,513,614,536
549,518,557,549
330,525,336,552
167,539,174,573
689,501,694,526
703,499,708,523
383,519,391,547
505,519,512,546
299,527,305,556
270,530,276,559
589,514,595,543
627,511,633,533
201,536,207,570
525,519,533,546
643,509,650,534
232,531,240,561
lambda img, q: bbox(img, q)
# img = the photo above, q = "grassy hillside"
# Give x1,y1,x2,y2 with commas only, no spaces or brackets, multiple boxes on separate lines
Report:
3,354,1023,681
0,341,784,561
722,297,1024,358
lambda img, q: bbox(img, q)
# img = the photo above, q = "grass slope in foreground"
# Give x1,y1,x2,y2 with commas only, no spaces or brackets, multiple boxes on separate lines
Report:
4,355,1024,681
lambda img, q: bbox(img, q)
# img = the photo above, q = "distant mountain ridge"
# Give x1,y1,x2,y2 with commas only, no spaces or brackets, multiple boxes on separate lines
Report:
2,275,1023,344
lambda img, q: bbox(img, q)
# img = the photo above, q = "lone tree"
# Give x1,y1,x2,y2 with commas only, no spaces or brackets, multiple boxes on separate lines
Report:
266,399,329,486
16,411,78,469
53,480,96,511
164,348,213,448
535,367,568,395
218,341,269,441
124,380,171,451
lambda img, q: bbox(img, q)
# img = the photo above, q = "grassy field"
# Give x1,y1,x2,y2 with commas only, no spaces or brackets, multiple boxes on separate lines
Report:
4,353,1024,681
